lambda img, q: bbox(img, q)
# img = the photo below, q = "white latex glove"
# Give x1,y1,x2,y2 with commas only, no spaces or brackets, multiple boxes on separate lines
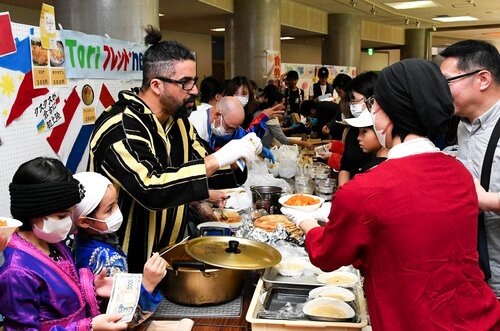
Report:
310,202,331,222
212,138,257,168
241,132,263,155
281,207,315,227
281,202,331,226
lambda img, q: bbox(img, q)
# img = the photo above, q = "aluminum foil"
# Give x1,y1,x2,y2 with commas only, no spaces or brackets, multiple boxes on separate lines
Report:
235,207,304,246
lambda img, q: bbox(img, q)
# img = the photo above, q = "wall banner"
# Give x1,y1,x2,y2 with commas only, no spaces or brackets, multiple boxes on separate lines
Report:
59,30,146,80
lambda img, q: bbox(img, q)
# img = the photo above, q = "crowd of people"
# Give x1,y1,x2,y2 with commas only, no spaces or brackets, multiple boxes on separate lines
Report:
1,22,500,331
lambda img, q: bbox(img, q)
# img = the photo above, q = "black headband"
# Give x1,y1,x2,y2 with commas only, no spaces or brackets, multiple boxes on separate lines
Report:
10,180,84,220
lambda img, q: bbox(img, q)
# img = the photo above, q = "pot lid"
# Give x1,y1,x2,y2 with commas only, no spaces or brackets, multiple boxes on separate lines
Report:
184,236,281,270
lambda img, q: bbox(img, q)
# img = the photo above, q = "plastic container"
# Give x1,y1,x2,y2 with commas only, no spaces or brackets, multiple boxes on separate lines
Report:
246,278,368,331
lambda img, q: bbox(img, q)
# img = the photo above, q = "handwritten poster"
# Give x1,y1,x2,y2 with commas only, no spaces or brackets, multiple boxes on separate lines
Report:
33,90,64,133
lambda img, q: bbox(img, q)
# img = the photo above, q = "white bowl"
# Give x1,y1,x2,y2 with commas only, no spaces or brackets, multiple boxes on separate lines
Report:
279,194,324,212
309,285,355,302
0,217,23,239
316,271,359,288
303,297,355,322
274,258,309,277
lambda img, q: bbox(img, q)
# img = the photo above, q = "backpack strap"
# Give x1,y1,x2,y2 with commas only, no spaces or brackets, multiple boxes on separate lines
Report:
477,116,500,280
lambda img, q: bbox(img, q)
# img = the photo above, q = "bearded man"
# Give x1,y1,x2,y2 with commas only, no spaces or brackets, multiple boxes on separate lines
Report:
88,26,261,272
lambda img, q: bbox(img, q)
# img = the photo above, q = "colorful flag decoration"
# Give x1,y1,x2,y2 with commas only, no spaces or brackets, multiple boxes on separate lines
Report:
0,36,49,126
47,83,115,173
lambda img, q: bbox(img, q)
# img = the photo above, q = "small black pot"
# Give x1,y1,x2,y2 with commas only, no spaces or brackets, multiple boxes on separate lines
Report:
250,186,283,214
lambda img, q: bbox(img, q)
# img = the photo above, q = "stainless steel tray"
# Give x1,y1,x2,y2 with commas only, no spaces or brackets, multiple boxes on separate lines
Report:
262,267,324,288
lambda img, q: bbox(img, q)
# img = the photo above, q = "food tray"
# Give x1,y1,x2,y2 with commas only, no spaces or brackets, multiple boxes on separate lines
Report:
257,286,311,320
262,266,324,288
247,278,368,331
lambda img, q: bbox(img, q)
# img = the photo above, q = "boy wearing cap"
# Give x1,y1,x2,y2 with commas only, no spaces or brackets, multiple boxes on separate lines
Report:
309,66,334,101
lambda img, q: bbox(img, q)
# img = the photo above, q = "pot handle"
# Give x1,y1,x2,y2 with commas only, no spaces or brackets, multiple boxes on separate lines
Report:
172,260,206,272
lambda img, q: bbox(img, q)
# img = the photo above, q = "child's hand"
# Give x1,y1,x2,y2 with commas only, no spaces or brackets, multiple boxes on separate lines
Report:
91,313,127,331
143,252,167,293
95,268,113,298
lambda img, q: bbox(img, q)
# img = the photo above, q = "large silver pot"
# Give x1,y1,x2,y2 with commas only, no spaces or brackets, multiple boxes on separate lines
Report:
160,237,281,306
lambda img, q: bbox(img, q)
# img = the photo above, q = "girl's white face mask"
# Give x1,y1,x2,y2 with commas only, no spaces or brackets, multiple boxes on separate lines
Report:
86,209,124,234
33,215,73,243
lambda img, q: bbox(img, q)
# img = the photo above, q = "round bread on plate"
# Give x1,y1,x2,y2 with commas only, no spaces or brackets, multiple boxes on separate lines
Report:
253,214,295,232
253,214,304,240
279,194,324,212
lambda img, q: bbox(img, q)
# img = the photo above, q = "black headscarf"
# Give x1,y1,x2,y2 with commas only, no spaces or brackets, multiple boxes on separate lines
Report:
374,58,454,137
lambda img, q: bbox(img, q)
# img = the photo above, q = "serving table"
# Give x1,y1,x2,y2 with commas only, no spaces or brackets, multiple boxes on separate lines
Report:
151,270,259,331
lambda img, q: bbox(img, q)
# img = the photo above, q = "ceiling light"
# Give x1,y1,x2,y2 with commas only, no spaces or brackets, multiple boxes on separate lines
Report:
384,1,439,10
370,5,377,15
280,36,295,40
432,16,479,22
158,13,165,17
432,24,437,31
404,17,410,25
210,28,226,32
415,20,421,28
349,0,358,7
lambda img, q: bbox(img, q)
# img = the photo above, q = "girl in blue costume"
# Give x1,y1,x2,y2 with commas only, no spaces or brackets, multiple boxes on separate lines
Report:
0,157,127,331
72,171,166,326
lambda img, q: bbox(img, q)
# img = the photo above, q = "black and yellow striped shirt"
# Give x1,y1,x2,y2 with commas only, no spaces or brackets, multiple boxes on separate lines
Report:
88,90,236,272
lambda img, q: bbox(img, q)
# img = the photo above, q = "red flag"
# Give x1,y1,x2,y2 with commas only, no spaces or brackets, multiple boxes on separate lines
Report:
46,87,81,153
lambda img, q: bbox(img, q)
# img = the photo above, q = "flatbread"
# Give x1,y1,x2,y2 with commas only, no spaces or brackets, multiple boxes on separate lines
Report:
254,215,304,240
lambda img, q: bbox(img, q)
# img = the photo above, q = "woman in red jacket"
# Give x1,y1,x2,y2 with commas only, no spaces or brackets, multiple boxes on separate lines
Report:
282,59,500,331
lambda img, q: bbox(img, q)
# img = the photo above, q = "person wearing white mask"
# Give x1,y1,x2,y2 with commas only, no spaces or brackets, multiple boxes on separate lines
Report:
225,76,285,130
336,71,379,186
72,171,167,327
1,157,127,331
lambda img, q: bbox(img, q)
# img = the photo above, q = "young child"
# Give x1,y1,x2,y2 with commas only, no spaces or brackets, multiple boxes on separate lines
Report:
71,171,166,326
345,109,388,172
0,157,127,331
284,70,304,115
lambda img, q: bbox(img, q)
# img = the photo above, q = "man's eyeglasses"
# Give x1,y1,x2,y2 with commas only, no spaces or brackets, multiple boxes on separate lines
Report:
446,69,484,83
154,76,198,91
364,96,375,112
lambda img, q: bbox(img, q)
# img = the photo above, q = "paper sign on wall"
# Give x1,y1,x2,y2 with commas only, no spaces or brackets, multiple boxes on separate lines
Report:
40,3,57,50
0,12,16,57
30,35,67,88
33,90,64,133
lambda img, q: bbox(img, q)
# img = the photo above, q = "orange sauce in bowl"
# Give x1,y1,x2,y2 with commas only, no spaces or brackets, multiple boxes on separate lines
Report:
284,194,320,206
